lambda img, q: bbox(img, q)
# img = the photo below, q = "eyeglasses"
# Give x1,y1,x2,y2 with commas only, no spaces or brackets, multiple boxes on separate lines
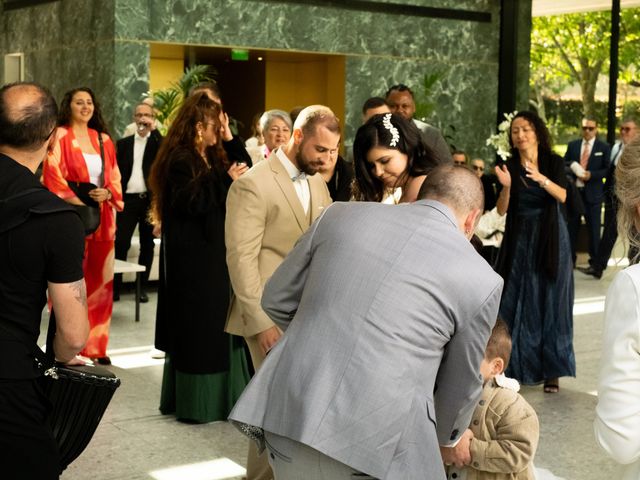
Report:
473,166,484,171
582,126,596,131
453,161,466,166
621,126,635,132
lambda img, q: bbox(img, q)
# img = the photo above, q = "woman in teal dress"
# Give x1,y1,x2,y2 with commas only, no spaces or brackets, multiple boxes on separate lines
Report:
494,111,575,392
149,92,249,423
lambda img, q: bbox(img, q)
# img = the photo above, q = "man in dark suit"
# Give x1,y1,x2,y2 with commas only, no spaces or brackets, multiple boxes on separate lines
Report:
564,117,611,266
579,118,638,278
114,102,162,302
470,157,500,212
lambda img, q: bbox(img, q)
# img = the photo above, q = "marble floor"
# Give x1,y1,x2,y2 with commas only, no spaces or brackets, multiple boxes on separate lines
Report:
50,250,626,480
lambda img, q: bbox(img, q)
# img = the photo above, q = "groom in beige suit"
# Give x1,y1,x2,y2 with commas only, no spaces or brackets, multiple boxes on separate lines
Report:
225,105,337,480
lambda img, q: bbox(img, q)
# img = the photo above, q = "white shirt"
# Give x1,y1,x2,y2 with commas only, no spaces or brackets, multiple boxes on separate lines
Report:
127,132,148,193
611,141,624,167
82,152,103,186
276,147,310,214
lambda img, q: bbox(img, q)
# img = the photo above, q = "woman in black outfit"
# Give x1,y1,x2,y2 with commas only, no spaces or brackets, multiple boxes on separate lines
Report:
150,92,249,423
494,110,575,393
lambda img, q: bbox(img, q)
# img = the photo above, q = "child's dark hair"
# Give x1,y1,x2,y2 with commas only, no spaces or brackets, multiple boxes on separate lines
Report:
485,318,512,369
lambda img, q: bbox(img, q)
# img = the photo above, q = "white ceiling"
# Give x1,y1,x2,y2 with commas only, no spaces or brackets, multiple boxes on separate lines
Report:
532,0,640,17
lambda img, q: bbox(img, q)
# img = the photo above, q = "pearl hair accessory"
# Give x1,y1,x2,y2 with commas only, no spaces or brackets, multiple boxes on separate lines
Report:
382,113,400,147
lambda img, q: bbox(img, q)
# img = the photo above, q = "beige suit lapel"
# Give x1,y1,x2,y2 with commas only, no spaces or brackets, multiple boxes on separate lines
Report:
308,175,329,223
269,153,308,231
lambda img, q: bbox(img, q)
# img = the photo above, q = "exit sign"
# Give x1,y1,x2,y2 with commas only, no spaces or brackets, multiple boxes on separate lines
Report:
231,49,249,61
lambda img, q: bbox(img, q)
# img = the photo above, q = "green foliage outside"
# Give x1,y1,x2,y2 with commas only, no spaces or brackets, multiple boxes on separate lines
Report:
543,98,640,144
530,8,640,136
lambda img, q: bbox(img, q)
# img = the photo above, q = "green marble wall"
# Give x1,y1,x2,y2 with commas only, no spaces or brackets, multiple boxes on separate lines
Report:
1,0,533,160
515,1,533,113
111,0,512,157
0,0,118,134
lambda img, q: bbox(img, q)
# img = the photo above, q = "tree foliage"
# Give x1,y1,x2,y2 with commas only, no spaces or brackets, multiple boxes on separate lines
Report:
531,8,640,119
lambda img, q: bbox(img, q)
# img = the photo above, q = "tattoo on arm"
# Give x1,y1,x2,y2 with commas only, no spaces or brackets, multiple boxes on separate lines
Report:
70,280,87,307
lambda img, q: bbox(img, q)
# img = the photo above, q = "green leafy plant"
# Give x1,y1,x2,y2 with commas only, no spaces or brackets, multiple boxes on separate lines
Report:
148,64,217,133
414,72,441,122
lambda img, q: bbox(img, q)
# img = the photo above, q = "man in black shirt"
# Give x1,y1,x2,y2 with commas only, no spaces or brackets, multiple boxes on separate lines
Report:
0,82,89,479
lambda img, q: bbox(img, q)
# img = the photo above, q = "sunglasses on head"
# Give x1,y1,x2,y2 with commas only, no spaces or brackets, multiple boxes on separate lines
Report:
582,126,596,131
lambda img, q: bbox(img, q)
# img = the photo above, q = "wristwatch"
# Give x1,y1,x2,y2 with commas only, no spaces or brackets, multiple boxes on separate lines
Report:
542,178,550,188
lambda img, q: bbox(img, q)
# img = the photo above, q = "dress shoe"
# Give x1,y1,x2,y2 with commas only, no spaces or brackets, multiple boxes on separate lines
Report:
92,356,111,365
149,348,166,359
139,292,149,303
577,265,603,279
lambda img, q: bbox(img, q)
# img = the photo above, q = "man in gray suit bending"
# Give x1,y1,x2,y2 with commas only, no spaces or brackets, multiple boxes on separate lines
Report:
229,165,503,480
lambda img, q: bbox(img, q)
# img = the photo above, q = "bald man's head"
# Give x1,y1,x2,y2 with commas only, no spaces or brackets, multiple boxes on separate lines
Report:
418,165,484,217
0,82,58,152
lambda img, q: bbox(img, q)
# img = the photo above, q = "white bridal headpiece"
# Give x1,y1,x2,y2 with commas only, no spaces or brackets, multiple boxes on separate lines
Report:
382,113,400,147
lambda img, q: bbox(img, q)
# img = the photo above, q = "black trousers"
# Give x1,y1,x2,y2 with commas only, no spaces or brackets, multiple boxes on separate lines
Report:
0,378,60,479
114,193,155,294
591,195,618,272
568,190,602,262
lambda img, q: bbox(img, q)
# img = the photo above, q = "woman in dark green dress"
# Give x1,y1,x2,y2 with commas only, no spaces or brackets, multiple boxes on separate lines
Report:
149,92,249,423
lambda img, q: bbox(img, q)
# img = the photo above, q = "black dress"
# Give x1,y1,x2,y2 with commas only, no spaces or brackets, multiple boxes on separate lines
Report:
496,152,576,384
155,147,249,423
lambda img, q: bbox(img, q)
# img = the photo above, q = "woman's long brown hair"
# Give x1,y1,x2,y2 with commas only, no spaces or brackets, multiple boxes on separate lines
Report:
148,92,227,224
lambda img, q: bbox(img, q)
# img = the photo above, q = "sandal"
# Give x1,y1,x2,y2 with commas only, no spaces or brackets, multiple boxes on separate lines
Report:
543,378,559,393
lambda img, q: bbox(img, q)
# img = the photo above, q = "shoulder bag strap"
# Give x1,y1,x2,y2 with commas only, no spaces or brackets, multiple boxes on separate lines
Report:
98,133,105,187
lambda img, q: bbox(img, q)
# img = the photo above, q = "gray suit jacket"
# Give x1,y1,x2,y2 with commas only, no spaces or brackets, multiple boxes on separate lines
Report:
229,200,503,479
413,118,453,166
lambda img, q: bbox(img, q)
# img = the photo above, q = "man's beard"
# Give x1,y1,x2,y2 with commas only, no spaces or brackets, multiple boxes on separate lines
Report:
295,148,321,175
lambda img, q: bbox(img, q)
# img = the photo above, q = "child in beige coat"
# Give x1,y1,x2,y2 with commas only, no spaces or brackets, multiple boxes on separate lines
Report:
446,319,539,480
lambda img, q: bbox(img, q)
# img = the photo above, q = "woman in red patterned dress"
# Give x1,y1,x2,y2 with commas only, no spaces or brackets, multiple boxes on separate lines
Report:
43,87,123,364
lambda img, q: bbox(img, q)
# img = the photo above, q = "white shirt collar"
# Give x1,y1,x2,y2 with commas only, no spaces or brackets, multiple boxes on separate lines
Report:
275,147,303,180
135,131,150,141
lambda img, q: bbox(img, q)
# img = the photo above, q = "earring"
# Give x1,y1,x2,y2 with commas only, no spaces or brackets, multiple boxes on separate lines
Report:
195,131,203,147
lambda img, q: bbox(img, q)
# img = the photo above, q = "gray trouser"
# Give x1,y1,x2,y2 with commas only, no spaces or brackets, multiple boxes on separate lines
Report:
264,431,377,480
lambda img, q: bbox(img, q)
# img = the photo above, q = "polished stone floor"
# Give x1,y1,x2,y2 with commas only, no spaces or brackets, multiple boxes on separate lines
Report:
50,250,627,480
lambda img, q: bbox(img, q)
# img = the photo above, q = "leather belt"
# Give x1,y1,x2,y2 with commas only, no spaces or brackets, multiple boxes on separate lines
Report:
125,192,148,199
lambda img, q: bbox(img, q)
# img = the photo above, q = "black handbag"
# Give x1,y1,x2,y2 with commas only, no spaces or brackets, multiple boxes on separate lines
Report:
67,134,106,235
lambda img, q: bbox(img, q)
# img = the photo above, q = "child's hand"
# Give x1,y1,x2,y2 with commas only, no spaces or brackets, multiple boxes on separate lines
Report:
440,429,474,468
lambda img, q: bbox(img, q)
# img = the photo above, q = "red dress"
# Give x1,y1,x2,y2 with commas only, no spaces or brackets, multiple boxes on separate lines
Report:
42,127,123,357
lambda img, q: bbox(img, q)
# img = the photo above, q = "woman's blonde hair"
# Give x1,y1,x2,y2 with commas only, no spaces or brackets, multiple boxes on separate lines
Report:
615,136,640,262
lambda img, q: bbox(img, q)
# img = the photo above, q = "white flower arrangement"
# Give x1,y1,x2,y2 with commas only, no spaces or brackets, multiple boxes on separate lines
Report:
486,111,518,161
